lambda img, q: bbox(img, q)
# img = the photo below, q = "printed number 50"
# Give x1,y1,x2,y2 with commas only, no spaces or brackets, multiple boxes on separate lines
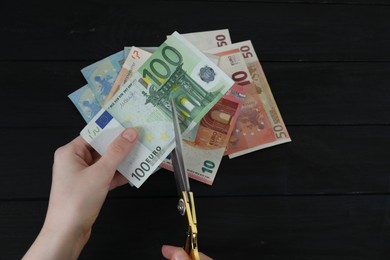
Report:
216,35,228,47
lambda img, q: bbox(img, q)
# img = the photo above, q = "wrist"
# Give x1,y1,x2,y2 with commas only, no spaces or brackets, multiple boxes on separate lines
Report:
23,220,90,260
43,219,91,255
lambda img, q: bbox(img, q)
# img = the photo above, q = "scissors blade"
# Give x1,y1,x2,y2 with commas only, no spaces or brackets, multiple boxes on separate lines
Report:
170,99,191,195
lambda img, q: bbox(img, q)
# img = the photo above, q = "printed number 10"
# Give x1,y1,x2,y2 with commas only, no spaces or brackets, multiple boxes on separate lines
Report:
202,160,215,174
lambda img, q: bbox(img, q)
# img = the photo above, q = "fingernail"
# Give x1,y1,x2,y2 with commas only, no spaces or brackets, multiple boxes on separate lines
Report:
122,128,137,143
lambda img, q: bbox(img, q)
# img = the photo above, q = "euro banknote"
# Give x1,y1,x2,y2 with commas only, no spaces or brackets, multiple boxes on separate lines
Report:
172,29,231,141
105,47,152,103
182,29,231,50
74,48,152,121
68,85,101,122
80,32,234,187
125,47,158,57
73,44,216,123
206,41,291,158
161,48,248,185
81,50,125,105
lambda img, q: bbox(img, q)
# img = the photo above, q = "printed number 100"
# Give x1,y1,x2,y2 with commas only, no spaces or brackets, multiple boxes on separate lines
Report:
202,160,215,174
142,46,183,86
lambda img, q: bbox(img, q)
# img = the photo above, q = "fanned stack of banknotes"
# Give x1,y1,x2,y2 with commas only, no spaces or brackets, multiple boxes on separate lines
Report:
69,29,291,188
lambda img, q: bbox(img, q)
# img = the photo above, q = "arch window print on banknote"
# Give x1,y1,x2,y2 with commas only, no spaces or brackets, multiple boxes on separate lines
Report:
68,29,290,187
205,41,291,159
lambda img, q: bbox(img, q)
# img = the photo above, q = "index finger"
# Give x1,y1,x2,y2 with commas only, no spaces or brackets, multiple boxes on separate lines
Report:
69,135,93,151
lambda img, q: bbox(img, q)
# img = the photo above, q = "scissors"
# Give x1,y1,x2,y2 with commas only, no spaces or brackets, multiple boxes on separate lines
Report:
170,99,200,260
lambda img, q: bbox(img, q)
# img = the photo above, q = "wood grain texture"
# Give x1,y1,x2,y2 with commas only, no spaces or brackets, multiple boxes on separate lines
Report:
1,61,389,127
2,196,389,259
0,125,388,199
1,1,390,61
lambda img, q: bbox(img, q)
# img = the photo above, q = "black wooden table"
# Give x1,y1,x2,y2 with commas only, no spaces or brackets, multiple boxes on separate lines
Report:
1,1,389,259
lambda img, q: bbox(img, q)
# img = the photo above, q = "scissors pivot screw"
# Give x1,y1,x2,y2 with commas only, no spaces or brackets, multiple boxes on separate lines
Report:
177,198,186,216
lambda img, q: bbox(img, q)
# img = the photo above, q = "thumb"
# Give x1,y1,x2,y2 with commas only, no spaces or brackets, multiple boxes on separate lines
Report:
161,245,191,260
162,245,213,260
95,128,138,176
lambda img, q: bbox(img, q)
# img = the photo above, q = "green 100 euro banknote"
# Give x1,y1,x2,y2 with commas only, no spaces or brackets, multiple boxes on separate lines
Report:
80,32,234,188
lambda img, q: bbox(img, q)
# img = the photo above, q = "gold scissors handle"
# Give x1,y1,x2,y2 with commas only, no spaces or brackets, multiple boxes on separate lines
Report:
182,191,200,260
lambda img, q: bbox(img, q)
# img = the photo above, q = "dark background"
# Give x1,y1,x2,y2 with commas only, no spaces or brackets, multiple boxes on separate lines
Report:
1,0,390,259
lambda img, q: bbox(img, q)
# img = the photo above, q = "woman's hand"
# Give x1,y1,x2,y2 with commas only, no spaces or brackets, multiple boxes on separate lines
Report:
23,128,138,260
